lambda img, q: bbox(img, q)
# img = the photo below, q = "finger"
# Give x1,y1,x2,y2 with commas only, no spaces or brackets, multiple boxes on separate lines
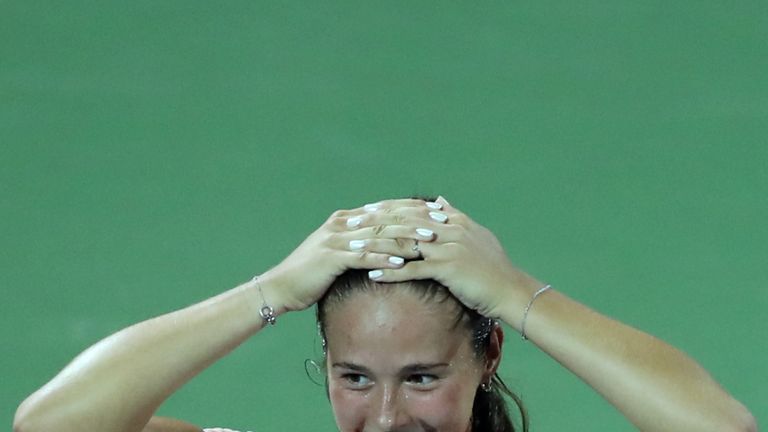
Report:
325,198,429,219
341,251,407,270
330,205,444,231
367,260,437,282
360,198,434,212
433,198,474,228
364,207,451,225
344,211,450,231
425,200,444,211
344,213,413,230
352,225,438,242
346,238,422,260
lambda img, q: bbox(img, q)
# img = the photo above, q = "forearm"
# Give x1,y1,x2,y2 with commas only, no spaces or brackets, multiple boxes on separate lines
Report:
499,277,756,432
143,416,202,432
14,276,282,432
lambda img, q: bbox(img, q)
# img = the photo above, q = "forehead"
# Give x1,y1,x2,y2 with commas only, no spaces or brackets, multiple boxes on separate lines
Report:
324,289,473,367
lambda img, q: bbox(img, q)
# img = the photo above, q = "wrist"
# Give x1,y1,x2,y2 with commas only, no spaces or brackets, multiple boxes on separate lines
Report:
244,272,290,323
495,271,547,330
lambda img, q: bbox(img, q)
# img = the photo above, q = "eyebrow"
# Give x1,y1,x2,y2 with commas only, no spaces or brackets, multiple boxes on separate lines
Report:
331,362,449,374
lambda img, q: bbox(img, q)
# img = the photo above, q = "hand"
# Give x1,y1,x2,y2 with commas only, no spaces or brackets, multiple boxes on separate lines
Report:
367,196,541,321
260,199,439,312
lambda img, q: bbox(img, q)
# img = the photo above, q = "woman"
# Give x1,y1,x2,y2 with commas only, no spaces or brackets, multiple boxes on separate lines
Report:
14,197,756,432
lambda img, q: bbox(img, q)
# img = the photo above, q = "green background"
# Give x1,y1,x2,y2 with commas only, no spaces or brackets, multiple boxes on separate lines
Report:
2,1,765,430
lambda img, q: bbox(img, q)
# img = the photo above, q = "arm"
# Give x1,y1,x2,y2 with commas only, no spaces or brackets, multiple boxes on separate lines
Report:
143,417,203,432
13,200,427,432
499,275,757,432
14,277,274,432
372,196,757,432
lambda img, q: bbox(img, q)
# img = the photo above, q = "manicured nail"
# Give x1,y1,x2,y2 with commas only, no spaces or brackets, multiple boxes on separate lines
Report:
429,211,448,223
388,256,404,266
437,195,451,206
416,228,434,238
364,203,380,212
349,239,366,251
426,202,443,210
368,270,384,279
346,216,363,229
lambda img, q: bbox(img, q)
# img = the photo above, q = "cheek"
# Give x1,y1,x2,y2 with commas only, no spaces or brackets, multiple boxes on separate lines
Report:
329,383,367,431
412,382,477,430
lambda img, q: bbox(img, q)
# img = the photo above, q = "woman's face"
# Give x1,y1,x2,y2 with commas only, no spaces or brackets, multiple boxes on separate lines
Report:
324,289,489,432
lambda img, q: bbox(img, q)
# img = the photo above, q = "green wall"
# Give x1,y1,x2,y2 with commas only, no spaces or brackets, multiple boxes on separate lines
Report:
2,2,765,430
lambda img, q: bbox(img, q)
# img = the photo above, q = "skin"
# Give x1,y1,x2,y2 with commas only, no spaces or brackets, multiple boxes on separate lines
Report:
13,197,756,432
324,289,502,432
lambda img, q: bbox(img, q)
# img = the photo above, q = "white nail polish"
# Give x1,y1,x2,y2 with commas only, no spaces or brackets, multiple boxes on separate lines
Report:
388,256,404,266
369,270,384,279
416,228,434,238
364,203,380,212
426,202,443,210
429,211,448,223
346,216,363,228
349,239,366,251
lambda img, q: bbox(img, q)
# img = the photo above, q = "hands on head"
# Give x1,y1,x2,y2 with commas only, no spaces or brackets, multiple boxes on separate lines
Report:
261,196,536,321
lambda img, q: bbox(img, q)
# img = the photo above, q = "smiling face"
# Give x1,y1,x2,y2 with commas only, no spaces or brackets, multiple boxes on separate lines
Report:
323,287,490,432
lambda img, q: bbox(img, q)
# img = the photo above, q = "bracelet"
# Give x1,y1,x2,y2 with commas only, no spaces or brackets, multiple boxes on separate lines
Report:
520,284,551,340
252,276,276,326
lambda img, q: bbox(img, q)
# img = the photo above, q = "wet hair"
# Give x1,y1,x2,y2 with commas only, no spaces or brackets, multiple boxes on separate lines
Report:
316,270,529,432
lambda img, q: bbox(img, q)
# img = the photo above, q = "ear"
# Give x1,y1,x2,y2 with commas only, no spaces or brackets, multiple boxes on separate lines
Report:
484,322,504,379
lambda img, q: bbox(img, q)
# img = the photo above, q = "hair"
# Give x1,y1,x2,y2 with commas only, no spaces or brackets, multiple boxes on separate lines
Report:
316,270,529,432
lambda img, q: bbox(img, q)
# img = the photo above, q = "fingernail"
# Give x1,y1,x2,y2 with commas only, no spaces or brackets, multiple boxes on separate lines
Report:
368,270,384,279
426,202,443,210
416,228,434,238
349,239,366,251
346,216,363,229
437,195,451,206
429,211,448,223
364,203,380,212
388,256,404,266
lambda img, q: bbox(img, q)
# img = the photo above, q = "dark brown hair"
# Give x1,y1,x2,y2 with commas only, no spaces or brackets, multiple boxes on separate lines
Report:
317,270,529,432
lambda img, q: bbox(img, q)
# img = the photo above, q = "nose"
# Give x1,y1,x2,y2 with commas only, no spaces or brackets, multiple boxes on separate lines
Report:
371,384,411,431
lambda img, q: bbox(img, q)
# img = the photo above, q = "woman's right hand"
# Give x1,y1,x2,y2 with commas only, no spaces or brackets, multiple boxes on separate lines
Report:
260,198,442,312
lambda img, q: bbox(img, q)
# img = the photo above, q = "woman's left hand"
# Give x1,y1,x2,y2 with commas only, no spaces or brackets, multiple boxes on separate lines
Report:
367,196,541,322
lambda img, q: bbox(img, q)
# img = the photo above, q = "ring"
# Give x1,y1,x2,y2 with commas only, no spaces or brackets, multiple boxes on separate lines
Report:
412,240,421,255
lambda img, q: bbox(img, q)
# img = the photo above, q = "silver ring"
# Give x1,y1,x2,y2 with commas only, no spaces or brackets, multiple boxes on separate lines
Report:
412,240,420,254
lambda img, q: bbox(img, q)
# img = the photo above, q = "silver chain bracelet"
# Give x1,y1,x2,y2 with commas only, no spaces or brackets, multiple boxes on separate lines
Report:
521,284,551,340
252,276,276,326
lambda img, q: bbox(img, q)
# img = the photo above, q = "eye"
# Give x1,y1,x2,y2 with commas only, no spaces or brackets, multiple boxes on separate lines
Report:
342,373,372,388
406,374,438,386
